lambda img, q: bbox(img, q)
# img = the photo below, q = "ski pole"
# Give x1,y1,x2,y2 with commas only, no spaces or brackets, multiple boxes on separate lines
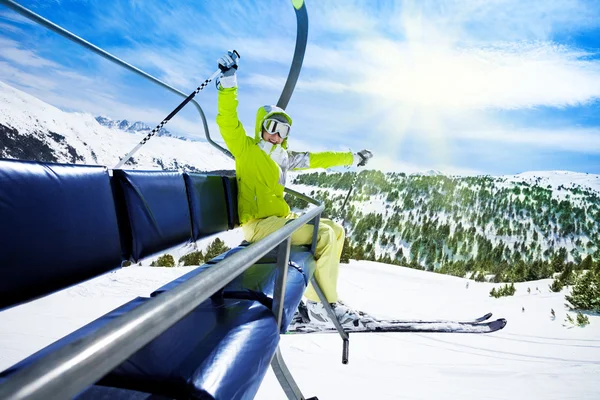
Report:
113,51,239,169
338,172,358,223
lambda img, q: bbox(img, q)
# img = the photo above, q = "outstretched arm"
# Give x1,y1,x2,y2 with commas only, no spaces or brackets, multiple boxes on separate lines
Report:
289,150,354,170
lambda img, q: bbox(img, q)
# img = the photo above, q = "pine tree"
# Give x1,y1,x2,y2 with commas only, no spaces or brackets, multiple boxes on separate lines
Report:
576,312,590,327
580,255,593,271
340,237,352,264
204,238,231,261
180,250,204,266
565,270,600,312
151,254,175,267
549,278,564,293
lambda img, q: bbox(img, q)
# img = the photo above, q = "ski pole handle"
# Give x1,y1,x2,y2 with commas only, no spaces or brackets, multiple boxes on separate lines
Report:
113,68,222,169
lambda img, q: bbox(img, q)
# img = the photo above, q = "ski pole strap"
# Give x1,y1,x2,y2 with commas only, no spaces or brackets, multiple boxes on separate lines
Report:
113,68,222,169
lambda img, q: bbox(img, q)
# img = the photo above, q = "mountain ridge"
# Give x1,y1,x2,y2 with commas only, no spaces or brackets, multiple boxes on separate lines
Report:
0,80,233,171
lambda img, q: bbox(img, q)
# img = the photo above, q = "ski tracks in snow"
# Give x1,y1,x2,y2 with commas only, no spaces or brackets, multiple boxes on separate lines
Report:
411,334,600,365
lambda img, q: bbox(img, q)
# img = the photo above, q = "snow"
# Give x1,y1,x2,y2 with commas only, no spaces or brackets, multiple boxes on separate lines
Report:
501,170,600,197
0,261,598,399
0,81,234,171
257,262,600,400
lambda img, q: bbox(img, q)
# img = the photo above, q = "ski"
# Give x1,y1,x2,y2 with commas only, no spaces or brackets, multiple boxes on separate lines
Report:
287,317,507,335
355,311,494,325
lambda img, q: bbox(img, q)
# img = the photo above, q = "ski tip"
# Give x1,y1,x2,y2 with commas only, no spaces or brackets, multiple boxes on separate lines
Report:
479,312,493,322
490,318,508,331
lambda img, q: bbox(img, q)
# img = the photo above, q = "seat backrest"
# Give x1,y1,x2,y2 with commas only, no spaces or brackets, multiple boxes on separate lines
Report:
112,170,192,262
184,173,230,241
222,175,239,228
0,159,123,309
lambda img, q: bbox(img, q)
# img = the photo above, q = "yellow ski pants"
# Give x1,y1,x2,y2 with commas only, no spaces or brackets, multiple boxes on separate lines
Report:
242,216,345,303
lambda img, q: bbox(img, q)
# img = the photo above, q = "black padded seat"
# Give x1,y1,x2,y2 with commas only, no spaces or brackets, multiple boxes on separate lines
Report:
0,296,280,400
153,244,317,332
112,170,192,262
0,159,123,309
183,173,230,240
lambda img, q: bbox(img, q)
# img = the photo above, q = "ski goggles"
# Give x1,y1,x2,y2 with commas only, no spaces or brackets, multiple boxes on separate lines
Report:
263,118,291,139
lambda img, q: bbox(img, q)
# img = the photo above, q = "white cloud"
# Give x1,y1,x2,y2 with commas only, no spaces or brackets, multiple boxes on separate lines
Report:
0,61,58,90
0,10,37,26
352,40,600,110
457,126,600,154
0,37,61,68
368,153,484,176
0,22,21,33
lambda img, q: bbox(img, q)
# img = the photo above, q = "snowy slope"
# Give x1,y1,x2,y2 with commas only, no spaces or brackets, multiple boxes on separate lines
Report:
289,169,600,266
501,170,600,197
0,81,233,171
0,261,598,400
263,261,600,400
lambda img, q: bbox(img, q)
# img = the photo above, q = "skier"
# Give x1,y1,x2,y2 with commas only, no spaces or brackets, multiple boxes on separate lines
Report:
214,51,373,327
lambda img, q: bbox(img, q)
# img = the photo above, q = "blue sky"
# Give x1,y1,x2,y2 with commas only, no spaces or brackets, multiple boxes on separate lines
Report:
1,0,600,175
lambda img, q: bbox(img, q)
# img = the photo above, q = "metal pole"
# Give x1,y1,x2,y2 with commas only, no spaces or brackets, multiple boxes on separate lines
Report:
272,237,292,329
270,347,305,400
310,214,320,256
0,0,233,160
0,205,323,400
310,277,350,364
277,0,308,110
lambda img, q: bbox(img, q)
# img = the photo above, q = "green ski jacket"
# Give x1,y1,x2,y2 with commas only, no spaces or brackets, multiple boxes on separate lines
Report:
216,87,353,225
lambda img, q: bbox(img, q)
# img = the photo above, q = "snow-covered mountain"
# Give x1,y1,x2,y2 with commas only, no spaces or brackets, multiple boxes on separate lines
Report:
95,116,189,141
290,170,600,276
411,169,444,176
0,81,233,172
504,170,600,194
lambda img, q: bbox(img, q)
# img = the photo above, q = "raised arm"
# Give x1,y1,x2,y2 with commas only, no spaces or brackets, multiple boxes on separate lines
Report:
215,50,249,157
216,87,249,157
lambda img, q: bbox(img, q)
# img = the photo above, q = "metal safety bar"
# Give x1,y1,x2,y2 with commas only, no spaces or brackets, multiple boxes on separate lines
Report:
0,204,325,400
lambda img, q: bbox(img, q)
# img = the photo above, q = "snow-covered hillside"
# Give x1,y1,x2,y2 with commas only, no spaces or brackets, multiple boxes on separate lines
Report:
290,170,600,272
503,170,600,196
0,262,597,400
0,81,233,171
259,262,600,399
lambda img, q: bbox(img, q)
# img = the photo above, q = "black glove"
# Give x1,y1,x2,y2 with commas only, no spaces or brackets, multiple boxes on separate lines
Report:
354,149,373,167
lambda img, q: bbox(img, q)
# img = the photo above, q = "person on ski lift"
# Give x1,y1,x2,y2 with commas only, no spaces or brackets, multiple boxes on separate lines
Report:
214,51,373,327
